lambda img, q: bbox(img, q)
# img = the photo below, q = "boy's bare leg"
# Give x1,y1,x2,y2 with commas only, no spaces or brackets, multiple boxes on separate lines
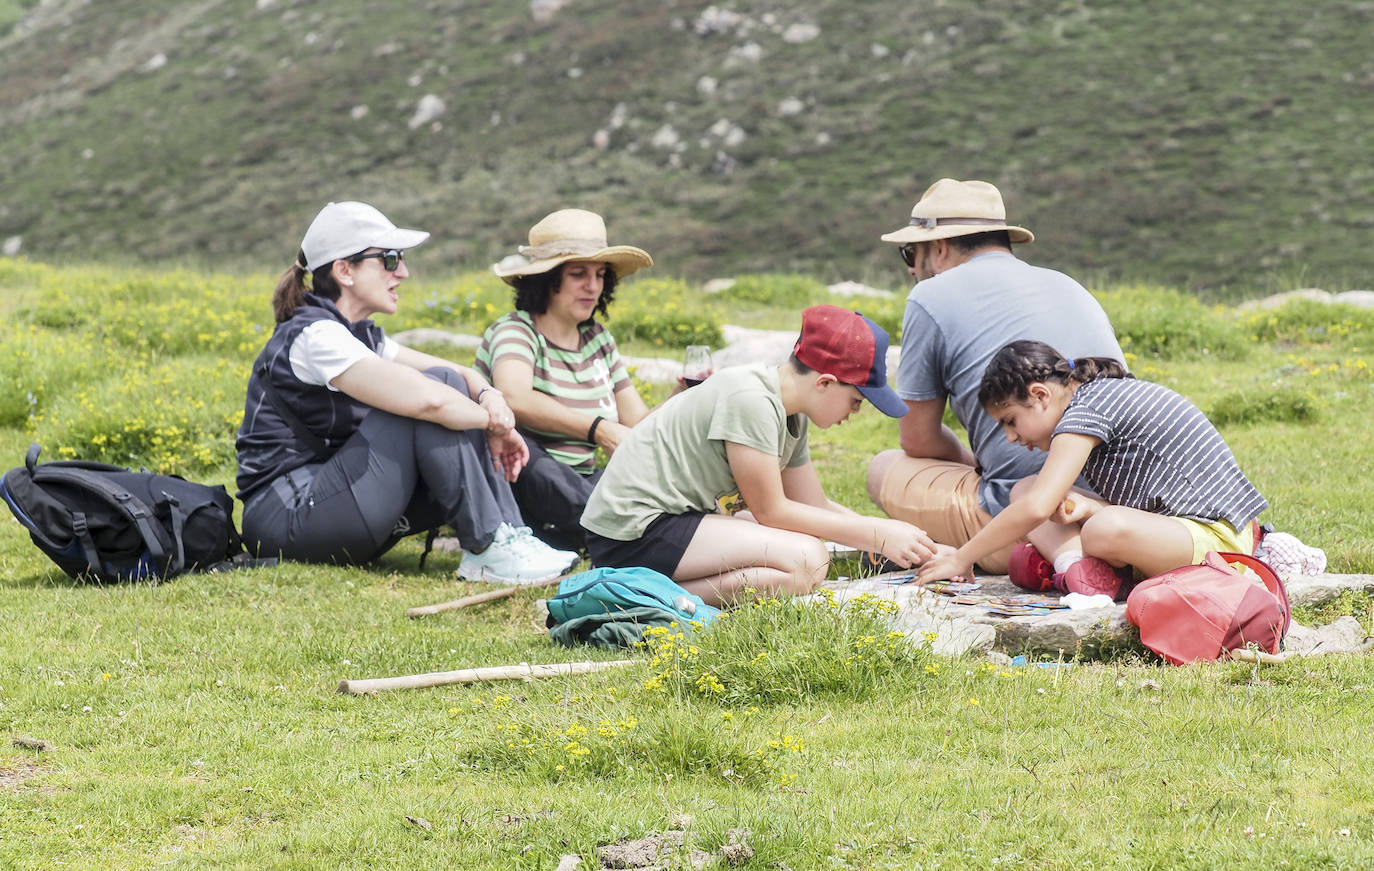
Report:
672,514,828,607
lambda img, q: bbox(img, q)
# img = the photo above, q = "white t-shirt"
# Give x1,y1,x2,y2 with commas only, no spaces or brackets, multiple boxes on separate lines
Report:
288,320,400,390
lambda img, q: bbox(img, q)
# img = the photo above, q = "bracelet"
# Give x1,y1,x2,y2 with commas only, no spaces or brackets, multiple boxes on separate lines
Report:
476,386,498,403
587,416,605,443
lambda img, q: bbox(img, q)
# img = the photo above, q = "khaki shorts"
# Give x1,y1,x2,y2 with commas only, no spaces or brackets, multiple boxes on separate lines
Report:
1176,517,1252,564
876,456,1010,574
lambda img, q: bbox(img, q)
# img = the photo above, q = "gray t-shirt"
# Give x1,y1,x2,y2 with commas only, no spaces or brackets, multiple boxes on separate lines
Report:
1055,377,1268,530
580,364,810,541
896,251,1123,514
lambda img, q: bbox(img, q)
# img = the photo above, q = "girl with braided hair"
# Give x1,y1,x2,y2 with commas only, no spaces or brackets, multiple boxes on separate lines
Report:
917,339,1267,599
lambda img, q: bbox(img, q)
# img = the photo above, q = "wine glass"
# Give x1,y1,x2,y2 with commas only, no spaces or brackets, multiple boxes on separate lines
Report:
683,345,712,387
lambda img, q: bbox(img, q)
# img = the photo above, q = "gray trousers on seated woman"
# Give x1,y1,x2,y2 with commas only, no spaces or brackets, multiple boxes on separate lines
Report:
511,438,601,553
241,368,520,564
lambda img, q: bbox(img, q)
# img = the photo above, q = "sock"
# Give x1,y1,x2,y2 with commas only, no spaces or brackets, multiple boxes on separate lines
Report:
1052,550,1084,575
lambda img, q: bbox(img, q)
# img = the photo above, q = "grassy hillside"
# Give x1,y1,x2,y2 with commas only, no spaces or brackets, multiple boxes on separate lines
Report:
1,0,1371,293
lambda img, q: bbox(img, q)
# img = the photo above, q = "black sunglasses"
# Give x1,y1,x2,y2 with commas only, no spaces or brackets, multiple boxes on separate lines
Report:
352,249,404,272
898,243,919,268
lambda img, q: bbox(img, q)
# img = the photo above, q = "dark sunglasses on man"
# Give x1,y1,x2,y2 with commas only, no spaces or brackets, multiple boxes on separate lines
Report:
351,249,405,272
898,243,919,268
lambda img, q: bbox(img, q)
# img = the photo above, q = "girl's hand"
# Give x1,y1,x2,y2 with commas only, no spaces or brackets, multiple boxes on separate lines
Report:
917,550,972,584
1052,494,1098,524
486,429,529,482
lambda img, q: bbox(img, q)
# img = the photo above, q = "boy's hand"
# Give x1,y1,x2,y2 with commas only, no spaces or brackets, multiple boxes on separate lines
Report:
868,518,937,568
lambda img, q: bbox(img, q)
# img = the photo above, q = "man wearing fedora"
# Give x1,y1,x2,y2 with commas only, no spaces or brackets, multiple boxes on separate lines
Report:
866,178,1123,573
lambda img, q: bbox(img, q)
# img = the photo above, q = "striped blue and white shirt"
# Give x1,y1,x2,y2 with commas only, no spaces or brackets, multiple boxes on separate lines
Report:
1054,377,1268,530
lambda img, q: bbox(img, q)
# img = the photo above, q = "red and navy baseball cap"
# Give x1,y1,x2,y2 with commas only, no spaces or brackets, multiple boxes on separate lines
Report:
792,305,907,418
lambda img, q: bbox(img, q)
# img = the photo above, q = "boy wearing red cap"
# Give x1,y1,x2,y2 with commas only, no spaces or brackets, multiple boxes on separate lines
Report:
580,305,938,606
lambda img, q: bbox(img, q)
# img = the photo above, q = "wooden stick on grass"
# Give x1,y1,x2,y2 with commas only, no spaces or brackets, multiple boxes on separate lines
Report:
338,659,639,695
1226,648,1291,665
407,586,518,618
407,570,576,619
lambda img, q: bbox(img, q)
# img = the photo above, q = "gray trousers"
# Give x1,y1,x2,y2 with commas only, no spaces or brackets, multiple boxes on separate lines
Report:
510,437,601,553
241,368,521,564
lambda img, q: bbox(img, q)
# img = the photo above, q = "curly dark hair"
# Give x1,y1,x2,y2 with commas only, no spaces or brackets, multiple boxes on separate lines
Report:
511,262,619,323
978,339,1130,407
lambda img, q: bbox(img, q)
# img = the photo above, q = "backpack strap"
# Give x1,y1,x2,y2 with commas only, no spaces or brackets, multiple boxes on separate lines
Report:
156,491,188,577
418,527,440,571
69,512,108,582
31,465,169,578
257,364,331,461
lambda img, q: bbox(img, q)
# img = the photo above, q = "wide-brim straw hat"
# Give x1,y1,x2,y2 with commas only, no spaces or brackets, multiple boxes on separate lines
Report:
880,178,1034,245
493,209,653,285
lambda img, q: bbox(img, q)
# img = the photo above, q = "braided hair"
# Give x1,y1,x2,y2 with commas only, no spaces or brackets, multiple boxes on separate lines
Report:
978,339,1130,407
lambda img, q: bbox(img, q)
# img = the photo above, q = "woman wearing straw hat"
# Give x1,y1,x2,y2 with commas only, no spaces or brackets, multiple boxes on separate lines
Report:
476,208,667,552
235,201,577,583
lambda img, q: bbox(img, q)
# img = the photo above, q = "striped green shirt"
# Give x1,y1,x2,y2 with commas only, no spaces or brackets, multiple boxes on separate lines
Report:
475,311,630,473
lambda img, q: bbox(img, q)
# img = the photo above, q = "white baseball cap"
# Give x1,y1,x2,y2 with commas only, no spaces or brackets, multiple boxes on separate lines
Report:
300,201,431,271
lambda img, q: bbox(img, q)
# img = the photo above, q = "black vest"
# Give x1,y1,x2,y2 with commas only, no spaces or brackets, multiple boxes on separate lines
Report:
235,294,386,502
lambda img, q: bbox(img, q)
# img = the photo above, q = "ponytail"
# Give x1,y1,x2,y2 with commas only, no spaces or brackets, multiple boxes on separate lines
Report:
271,248,345,323
978,339,1129,407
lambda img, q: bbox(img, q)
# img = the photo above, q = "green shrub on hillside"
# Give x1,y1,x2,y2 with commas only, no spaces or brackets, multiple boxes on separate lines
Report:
1096,286,1249,361
605,277,723,348
36,355,243,474
387,272,511,334
463,693,807,787
1242,301,1374,346
0,325,120,428
1206,386,1320,427
641,590,935,707
718,273,829,307
845,295,905,343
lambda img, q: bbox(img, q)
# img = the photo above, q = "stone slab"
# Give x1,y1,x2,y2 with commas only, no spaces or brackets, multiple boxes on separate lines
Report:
818,570,1374,660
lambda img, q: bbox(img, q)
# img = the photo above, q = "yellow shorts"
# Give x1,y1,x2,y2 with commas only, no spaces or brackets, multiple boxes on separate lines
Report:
1175,517,1252,564
876,456,1009,574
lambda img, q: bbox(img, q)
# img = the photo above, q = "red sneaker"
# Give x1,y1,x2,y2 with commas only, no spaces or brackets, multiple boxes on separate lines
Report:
1055,557,1123,599
1008,542,1055,592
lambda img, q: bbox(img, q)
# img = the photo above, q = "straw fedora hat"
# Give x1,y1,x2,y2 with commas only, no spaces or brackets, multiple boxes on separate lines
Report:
879,178,1034,245
493,209,653,285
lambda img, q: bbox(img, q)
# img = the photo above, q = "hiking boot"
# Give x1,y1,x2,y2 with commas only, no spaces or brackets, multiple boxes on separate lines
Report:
457,523,578,585
1008,542,1056,592
1054,557,1123,600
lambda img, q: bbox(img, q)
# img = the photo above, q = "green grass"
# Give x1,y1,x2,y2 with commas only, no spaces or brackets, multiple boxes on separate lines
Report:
3,261,1374,868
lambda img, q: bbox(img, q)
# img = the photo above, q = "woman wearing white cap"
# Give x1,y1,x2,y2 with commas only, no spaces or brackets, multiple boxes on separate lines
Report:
475,208,670,552
234,201,577,582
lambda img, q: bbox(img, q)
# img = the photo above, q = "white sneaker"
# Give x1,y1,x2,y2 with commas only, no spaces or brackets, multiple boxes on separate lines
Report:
457,523,578,585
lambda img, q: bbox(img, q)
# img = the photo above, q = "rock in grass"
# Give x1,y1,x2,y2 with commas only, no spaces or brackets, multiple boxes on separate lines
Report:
13,736,54,751
597,830,711,869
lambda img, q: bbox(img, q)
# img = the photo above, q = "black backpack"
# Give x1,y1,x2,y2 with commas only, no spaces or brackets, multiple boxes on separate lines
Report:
0,443,271,583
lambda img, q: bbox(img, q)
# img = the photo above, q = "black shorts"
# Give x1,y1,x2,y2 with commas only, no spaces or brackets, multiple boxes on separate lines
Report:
583,512,706,578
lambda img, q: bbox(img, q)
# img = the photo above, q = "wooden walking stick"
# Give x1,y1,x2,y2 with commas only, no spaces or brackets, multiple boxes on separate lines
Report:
407,586,519,618
338,659,640,695
407,570,577,618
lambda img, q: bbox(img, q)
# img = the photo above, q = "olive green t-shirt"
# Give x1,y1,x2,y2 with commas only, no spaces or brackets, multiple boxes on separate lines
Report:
580,364,810,541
